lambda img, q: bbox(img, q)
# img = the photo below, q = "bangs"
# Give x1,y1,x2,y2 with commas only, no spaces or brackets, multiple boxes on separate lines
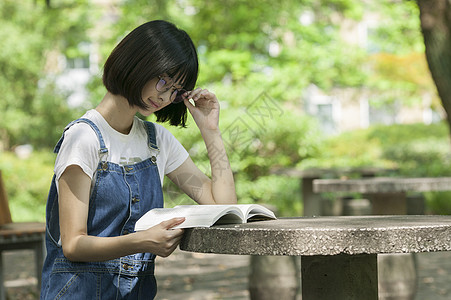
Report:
168,59,198,91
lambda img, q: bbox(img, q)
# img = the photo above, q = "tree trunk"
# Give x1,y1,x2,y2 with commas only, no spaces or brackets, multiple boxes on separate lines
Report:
417,0,451,140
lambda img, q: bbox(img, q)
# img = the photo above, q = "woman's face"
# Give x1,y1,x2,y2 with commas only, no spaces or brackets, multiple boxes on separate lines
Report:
138,75,184,116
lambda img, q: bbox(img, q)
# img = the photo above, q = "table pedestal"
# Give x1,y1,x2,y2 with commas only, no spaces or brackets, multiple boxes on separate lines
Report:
248,255,299,300
359,191,415,299
378,253,417,300
301,254,378,300
302,177,322,216
369,192,407,215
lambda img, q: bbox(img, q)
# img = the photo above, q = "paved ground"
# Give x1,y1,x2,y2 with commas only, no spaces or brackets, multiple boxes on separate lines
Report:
3,249,451,299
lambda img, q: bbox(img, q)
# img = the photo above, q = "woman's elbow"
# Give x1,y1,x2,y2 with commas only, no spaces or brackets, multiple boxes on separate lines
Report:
61,237,82,262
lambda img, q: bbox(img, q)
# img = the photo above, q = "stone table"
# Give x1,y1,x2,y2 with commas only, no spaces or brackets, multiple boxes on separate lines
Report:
180,216,451,300
272,167,395,216
313,176,451,299
313,177,451,215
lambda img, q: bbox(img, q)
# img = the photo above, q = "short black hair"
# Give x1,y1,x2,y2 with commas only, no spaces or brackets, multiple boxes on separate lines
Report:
103,20,198,127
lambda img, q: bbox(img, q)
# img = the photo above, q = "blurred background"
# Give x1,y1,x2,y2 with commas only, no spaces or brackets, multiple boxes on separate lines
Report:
1,0,451,221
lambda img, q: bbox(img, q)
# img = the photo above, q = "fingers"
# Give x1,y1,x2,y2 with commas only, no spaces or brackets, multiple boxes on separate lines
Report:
146,218,185,257
160,225,185,257
160,217,185,230
159,234,183,258
184,88,215,103
183,96,195,110
184,88,201,101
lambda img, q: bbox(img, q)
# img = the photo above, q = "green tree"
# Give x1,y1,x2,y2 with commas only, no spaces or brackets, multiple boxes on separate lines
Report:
0,0,93,149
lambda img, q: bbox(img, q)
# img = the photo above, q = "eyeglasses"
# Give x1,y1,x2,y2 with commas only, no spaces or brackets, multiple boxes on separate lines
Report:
155,76,187,104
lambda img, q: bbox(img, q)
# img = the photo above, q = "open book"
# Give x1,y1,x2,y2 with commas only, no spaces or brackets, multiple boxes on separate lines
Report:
135,204,276,230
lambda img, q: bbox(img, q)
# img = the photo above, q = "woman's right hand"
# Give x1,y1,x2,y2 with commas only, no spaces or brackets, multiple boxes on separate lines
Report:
137,217,186,257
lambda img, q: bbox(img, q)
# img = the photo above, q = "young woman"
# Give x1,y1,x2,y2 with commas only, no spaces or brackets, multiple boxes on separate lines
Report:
40,20,237,299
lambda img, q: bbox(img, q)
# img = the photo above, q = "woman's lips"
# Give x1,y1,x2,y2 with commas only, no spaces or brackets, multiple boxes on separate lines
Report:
148,98,159,108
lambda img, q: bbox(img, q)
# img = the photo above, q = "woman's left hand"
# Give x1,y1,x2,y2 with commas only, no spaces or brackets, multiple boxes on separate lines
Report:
183,88,220,132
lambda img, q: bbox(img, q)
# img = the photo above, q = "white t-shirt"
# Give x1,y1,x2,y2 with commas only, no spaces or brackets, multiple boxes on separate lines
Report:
54,109,189,186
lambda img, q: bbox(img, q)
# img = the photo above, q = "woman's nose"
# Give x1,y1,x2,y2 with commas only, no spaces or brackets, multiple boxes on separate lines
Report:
158,89,173,102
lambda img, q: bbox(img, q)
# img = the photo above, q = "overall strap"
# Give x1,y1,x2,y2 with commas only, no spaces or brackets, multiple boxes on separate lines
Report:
53,118,109,155
144,121,159,151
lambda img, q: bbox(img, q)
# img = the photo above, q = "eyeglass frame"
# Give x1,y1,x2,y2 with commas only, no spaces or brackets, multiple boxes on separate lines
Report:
155,75,187,104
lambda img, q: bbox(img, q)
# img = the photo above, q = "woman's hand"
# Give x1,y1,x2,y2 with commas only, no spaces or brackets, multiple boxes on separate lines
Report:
136,217,185,257
183,88,220,132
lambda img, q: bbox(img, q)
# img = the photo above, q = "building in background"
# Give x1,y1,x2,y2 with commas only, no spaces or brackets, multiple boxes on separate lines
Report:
302,10,443,135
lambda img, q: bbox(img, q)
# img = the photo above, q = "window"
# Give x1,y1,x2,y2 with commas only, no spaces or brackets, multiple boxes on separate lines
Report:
66,56,90,69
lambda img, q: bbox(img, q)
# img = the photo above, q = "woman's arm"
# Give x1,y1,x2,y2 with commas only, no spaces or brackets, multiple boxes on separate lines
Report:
167,88,237,205
58,165,185,262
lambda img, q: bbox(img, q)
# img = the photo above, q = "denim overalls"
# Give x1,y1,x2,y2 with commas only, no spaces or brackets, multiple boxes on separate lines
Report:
41,118,164,300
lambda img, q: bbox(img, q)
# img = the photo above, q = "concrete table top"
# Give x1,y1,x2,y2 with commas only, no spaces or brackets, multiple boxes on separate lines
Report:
180,216,451,256
313,177,451,194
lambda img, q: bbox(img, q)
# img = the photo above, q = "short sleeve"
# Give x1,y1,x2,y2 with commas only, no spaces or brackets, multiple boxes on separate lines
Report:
54,123,101,181
154,124,189,175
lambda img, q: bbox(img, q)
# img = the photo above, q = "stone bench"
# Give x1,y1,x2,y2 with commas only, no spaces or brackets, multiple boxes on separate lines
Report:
180,216,451,300
0,170,45,300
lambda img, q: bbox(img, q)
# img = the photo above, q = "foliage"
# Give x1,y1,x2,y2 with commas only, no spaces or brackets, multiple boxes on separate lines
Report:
300,126,392,170
364,1,441,110
370,123,451,179
0,151,54,222
304,122,451,172
424,191,451,215
369,53,435,93
366,0,424,55
0,0,93,149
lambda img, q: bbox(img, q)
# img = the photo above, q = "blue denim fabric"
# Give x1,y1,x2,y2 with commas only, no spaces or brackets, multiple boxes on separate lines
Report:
41,118,163,300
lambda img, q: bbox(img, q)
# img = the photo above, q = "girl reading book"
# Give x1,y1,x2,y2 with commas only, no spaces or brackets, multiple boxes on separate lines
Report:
40,20,237,299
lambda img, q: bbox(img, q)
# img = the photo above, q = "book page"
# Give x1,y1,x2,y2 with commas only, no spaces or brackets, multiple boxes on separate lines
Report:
174,205,245,228
135,205,245,230
235,204,277,220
